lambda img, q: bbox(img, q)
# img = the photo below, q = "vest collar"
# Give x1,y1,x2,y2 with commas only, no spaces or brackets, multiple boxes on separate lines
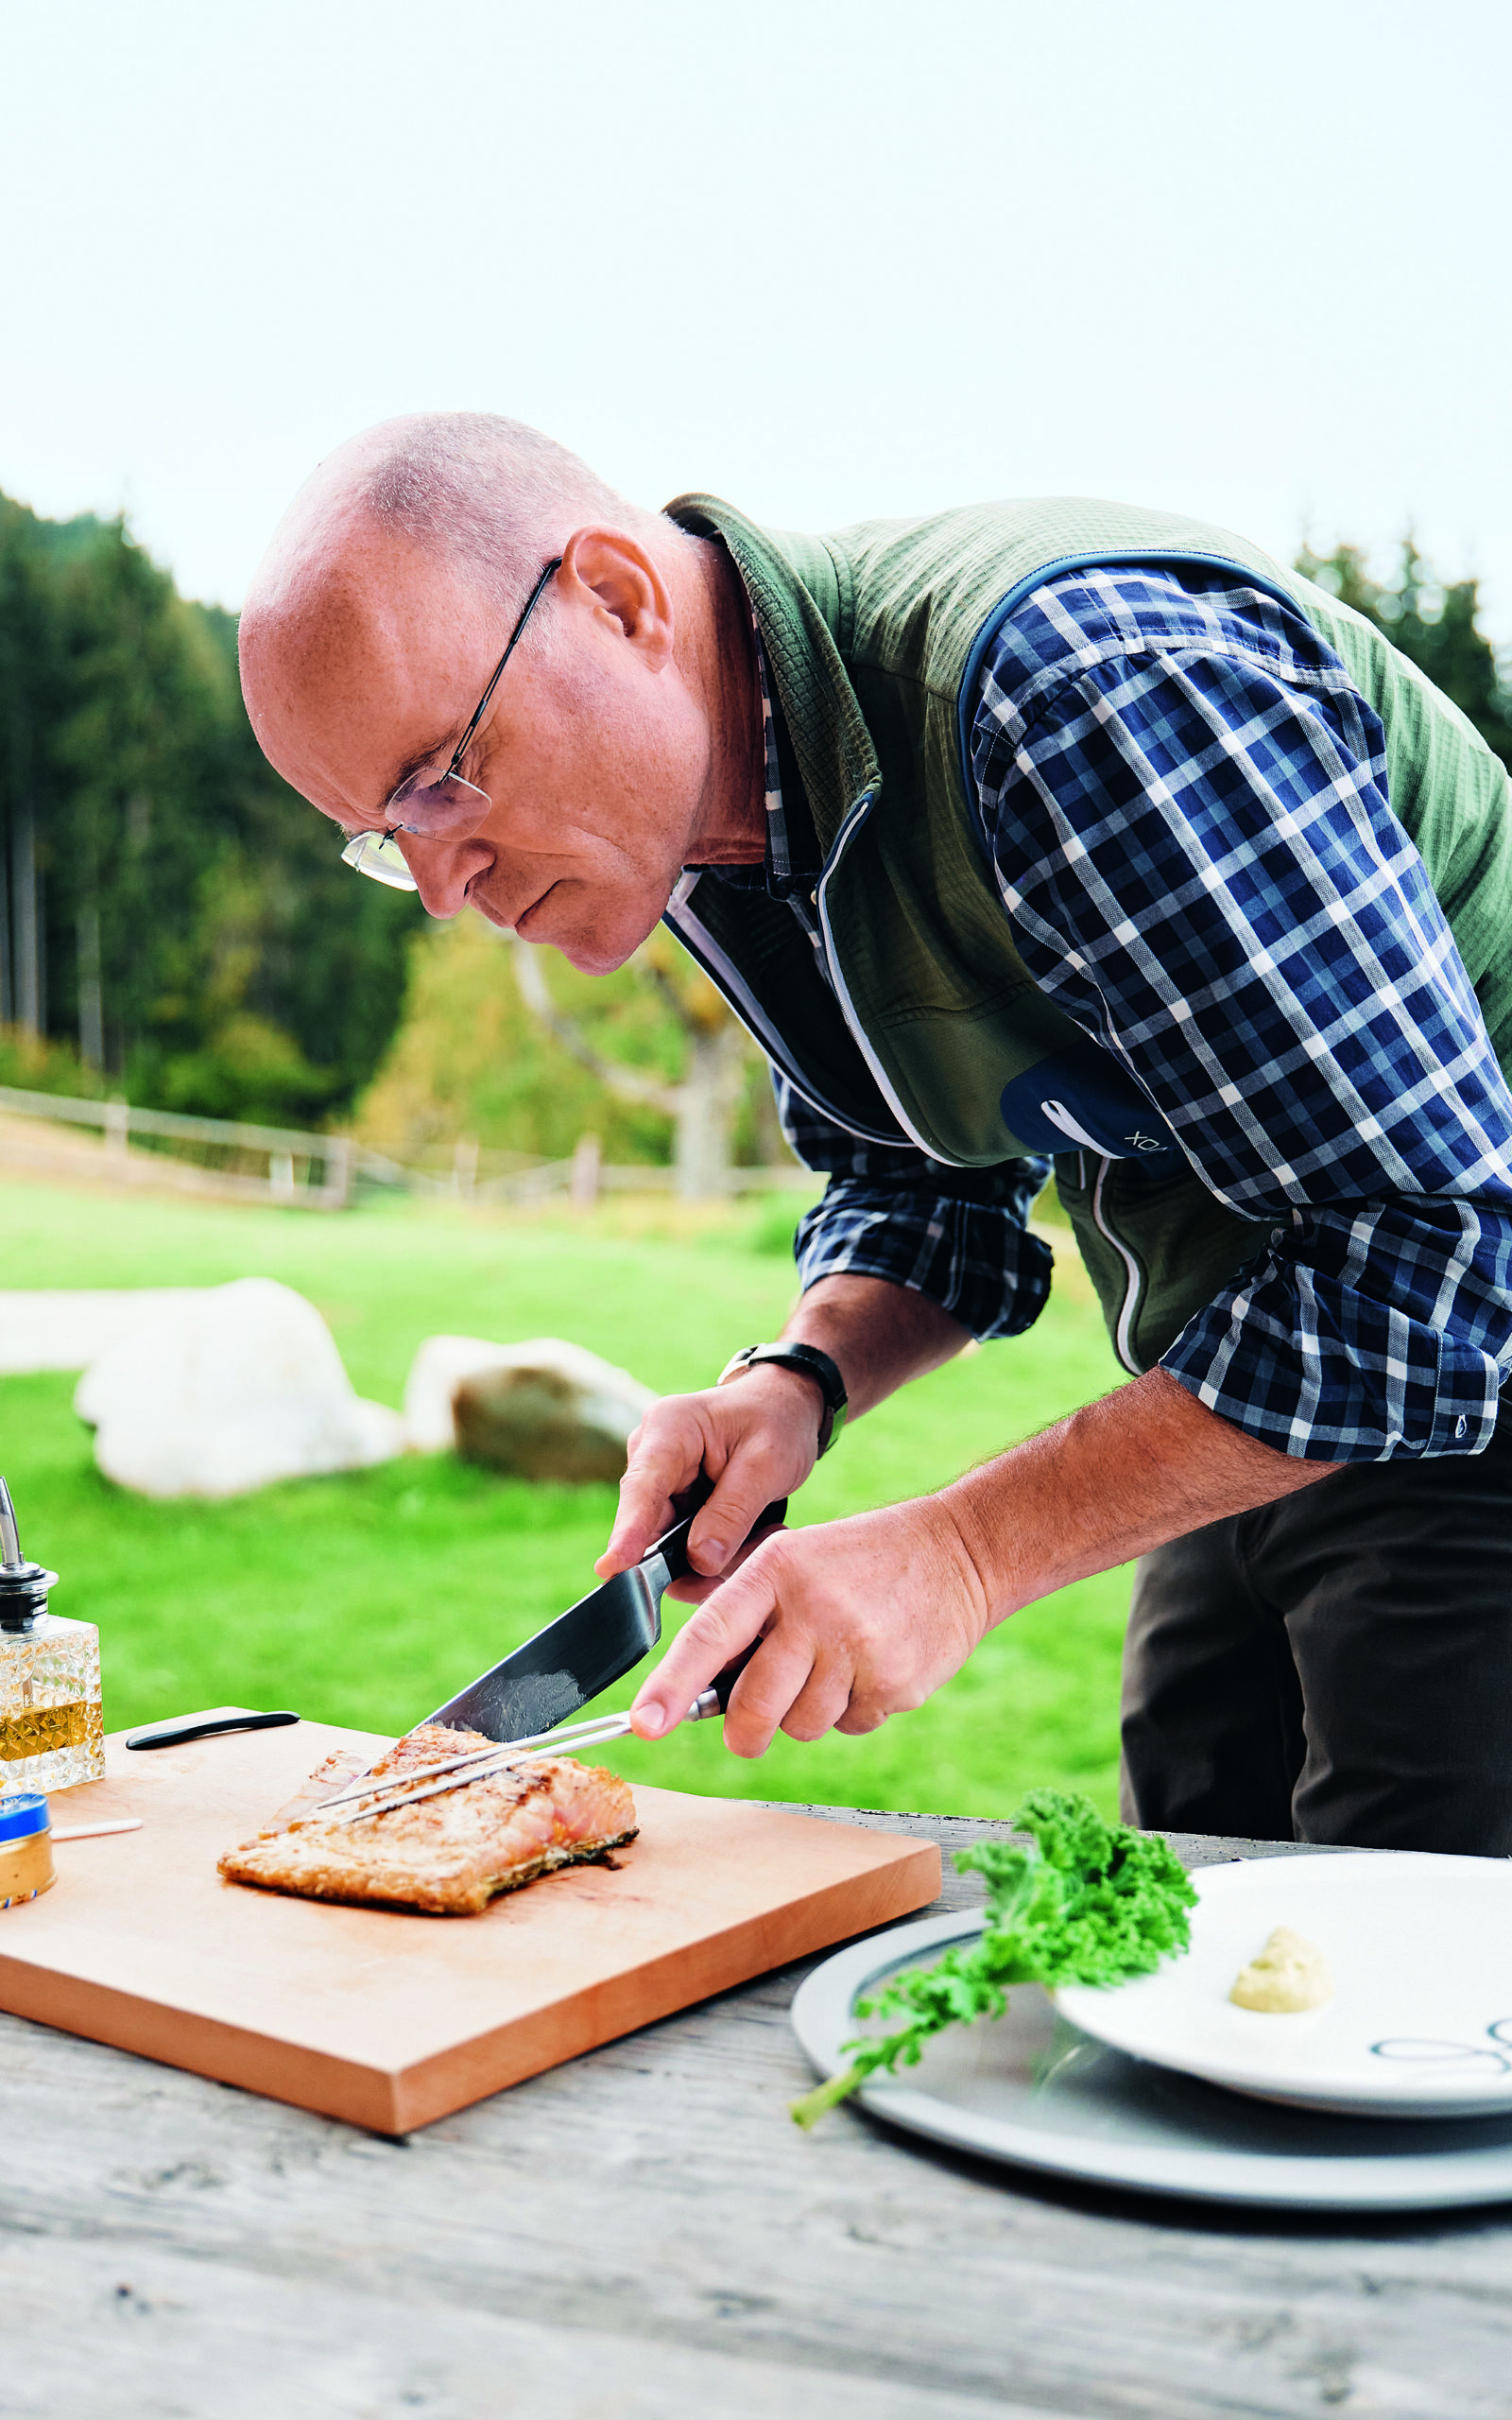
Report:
665,493,879,855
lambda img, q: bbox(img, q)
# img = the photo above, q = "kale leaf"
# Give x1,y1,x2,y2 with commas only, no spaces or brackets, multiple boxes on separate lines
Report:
790,1789,1195,2128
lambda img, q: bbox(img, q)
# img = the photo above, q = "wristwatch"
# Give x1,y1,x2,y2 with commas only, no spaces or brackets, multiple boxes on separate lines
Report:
717,1342,849,1456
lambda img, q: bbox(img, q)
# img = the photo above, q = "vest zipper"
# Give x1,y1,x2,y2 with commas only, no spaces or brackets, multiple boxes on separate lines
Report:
664,873,904,1149
1091,1155,1144,1374
815,793,954,1162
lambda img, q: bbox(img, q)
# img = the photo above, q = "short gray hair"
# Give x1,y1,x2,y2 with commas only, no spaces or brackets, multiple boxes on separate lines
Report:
352,411,679,623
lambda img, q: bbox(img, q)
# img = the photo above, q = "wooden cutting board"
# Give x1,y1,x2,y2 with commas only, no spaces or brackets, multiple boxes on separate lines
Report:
0,1716,941,2133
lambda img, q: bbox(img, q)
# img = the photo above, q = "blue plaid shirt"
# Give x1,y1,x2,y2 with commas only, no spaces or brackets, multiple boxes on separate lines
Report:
751,562,1512,1463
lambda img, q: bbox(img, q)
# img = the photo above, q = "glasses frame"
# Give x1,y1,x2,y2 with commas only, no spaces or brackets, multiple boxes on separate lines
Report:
340,554,563,889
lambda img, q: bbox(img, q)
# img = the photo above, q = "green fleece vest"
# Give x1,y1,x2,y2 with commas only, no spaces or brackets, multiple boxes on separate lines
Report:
662,494,1512,1373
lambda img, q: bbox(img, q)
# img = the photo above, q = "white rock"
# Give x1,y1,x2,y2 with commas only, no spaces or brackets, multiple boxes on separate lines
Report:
402,1334,656,1465
75,1277,404,1498
0,1289,201,1374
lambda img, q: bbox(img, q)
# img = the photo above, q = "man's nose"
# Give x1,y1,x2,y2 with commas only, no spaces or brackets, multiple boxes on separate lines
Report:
404,833,490,921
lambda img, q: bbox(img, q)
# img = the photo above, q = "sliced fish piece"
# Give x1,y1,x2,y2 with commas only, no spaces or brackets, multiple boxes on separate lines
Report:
218,1723,637,1918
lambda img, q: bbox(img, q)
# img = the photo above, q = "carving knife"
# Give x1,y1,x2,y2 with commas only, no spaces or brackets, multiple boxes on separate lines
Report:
421,1494,786,1744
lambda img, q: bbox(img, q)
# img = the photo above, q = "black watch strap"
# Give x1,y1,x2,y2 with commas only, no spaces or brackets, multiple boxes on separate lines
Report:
717,1341,848,1455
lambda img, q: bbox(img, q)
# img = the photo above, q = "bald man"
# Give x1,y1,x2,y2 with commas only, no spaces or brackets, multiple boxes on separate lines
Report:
242,413,1512,1855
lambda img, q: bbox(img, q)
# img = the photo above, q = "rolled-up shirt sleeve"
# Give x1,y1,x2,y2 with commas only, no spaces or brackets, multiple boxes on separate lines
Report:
775,1073,1054,1341
971,568,1512,1461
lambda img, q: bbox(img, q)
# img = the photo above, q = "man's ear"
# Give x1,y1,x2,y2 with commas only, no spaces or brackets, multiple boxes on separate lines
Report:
558,527,676,669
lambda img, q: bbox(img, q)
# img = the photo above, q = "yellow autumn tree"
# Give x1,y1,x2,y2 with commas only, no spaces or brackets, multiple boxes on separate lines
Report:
355,913,784,1193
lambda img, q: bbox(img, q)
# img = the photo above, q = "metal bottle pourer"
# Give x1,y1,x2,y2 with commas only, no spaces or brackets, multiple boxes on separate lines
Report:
0,1477,60,1634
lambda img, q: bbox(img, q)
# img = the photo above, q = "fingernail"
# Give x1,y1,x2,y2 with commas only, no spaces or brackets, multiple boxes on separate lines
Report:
638,1704,666,1738
700,1538,730,1572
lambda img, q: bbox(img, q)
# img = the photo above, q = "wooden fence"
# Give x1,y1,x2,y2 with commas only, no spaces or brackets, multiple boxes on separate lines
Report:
0,1086,816,1211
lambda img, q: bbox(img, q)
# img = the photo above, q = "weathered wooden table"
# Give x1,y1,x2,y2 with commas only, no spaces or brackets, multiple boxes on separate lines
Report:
5,1808,1510,2419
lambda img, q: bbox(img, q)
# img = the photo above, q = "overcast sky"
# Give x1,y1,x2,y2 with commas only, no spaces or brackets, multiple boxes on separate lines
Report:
3,0,1507,639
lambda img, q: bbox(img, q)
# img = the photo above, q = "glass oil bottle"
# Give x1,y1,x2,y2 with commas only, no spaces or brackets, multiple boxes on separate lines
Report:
0,1476,105,1794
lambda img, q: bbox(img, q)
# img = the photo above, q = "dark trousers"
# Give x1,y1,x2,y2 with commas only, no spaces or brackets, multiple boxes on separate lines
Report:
1120,1412,1512,1855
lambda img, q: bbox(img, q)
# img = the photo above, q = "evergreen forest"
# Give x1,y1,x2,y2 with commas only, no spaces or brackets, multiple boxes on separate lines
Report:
0,492,417,1124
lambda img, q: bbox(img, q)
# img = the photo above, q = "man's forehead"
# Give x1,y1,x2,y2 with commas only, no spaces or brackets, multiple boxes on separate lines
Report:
244,512,505,812
269,541,487,683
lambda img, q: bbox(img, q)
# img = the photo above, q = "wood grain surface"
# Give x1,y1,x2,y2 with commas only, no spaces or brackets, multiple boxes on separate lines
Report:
4,1810,1510,2420
0,1722,940,2129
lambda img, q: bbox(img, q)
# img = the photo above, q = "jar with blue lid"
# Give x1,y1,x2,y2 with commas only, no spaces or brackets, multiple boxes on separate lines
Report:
0,1792,55,1908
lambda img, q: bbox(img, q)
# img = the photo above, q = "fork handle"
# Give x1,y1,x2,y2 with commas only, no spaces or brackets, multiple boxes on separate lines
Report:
688,1639,763,1721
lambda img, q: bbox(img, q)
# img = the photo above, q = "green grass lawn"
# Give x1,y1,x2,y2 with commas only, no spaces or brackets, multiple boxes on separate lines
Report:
0,1174,1133,1817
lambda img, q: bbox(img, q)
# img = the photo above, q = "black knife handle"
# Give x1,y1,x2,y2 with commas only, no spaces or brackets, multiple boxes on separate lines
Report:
655,1493,786,1723
127,1710,301,1752
650,1495,787,1588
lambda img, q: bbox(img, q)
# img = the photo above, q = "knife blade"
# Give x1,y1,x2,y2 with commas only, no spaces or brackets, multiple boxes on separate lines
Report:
421,1494,786,1743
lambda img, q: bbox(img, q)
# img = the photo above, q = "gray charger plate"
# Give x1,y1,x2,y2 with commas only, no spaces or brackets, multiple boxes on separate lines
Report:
791,1912,1512,2211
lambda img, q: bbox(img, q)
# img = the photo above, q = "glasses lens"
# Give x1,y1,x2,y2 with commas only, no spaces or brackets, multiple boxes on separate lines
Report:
340,831,418,890
386,769,491,839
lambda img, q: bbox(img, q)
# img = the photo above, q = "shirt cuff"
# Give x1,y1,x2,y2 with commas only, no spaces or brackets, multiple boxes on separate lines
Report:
793,1176,1054,1344
1160,1213,1508,1461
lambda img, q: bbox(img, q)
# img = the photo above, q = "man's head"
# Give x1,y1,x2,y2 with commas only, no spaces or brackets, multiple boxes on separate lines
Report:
239,413,762,972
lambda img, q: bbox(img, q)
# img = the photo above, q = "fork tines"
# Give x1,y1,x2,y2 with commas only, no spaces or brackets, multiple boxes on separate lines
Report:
311,1714,632,1827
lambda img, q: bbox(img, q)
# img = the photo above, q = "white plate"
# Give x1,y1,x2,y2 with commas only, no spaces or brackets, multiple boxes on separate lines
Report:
791,1911,1512,2211
1055,1851,1512,2118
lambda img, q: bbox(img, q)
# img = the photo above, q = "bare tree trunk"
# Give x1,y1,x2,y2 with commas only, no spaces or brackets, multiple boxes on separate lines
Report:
0,833,10,1027
675,1023,745,1200
570,1131,602,1207
11,802,41,1036
77,897,104,1071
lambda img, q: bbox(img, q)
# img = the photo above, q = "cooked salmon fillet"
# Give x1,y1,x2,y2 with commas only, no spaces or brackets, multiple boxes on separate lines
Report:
218,1723,638,1917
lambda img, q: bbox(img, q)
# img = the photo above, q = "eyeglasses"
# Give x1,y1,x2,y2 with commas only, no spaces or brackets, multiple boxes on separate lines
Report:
339,555,562,890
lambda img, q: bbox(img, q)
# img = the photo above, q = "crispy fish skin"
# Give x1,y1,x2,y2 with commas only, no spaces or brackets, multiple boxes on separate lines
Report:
218,1723,638,1917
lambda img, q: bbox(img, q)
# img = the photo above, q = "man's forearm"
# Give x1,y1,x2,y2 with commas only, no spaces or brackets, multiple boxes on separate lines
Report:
781,1280,1333,1609
782,1273,972,1418
945,1365,1338,1623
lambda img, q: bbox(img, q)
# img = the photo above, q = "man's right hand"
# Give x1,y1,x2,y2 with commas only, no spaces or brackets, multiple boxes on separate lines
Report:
599,1274,974,1585
595,1363,826,1587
